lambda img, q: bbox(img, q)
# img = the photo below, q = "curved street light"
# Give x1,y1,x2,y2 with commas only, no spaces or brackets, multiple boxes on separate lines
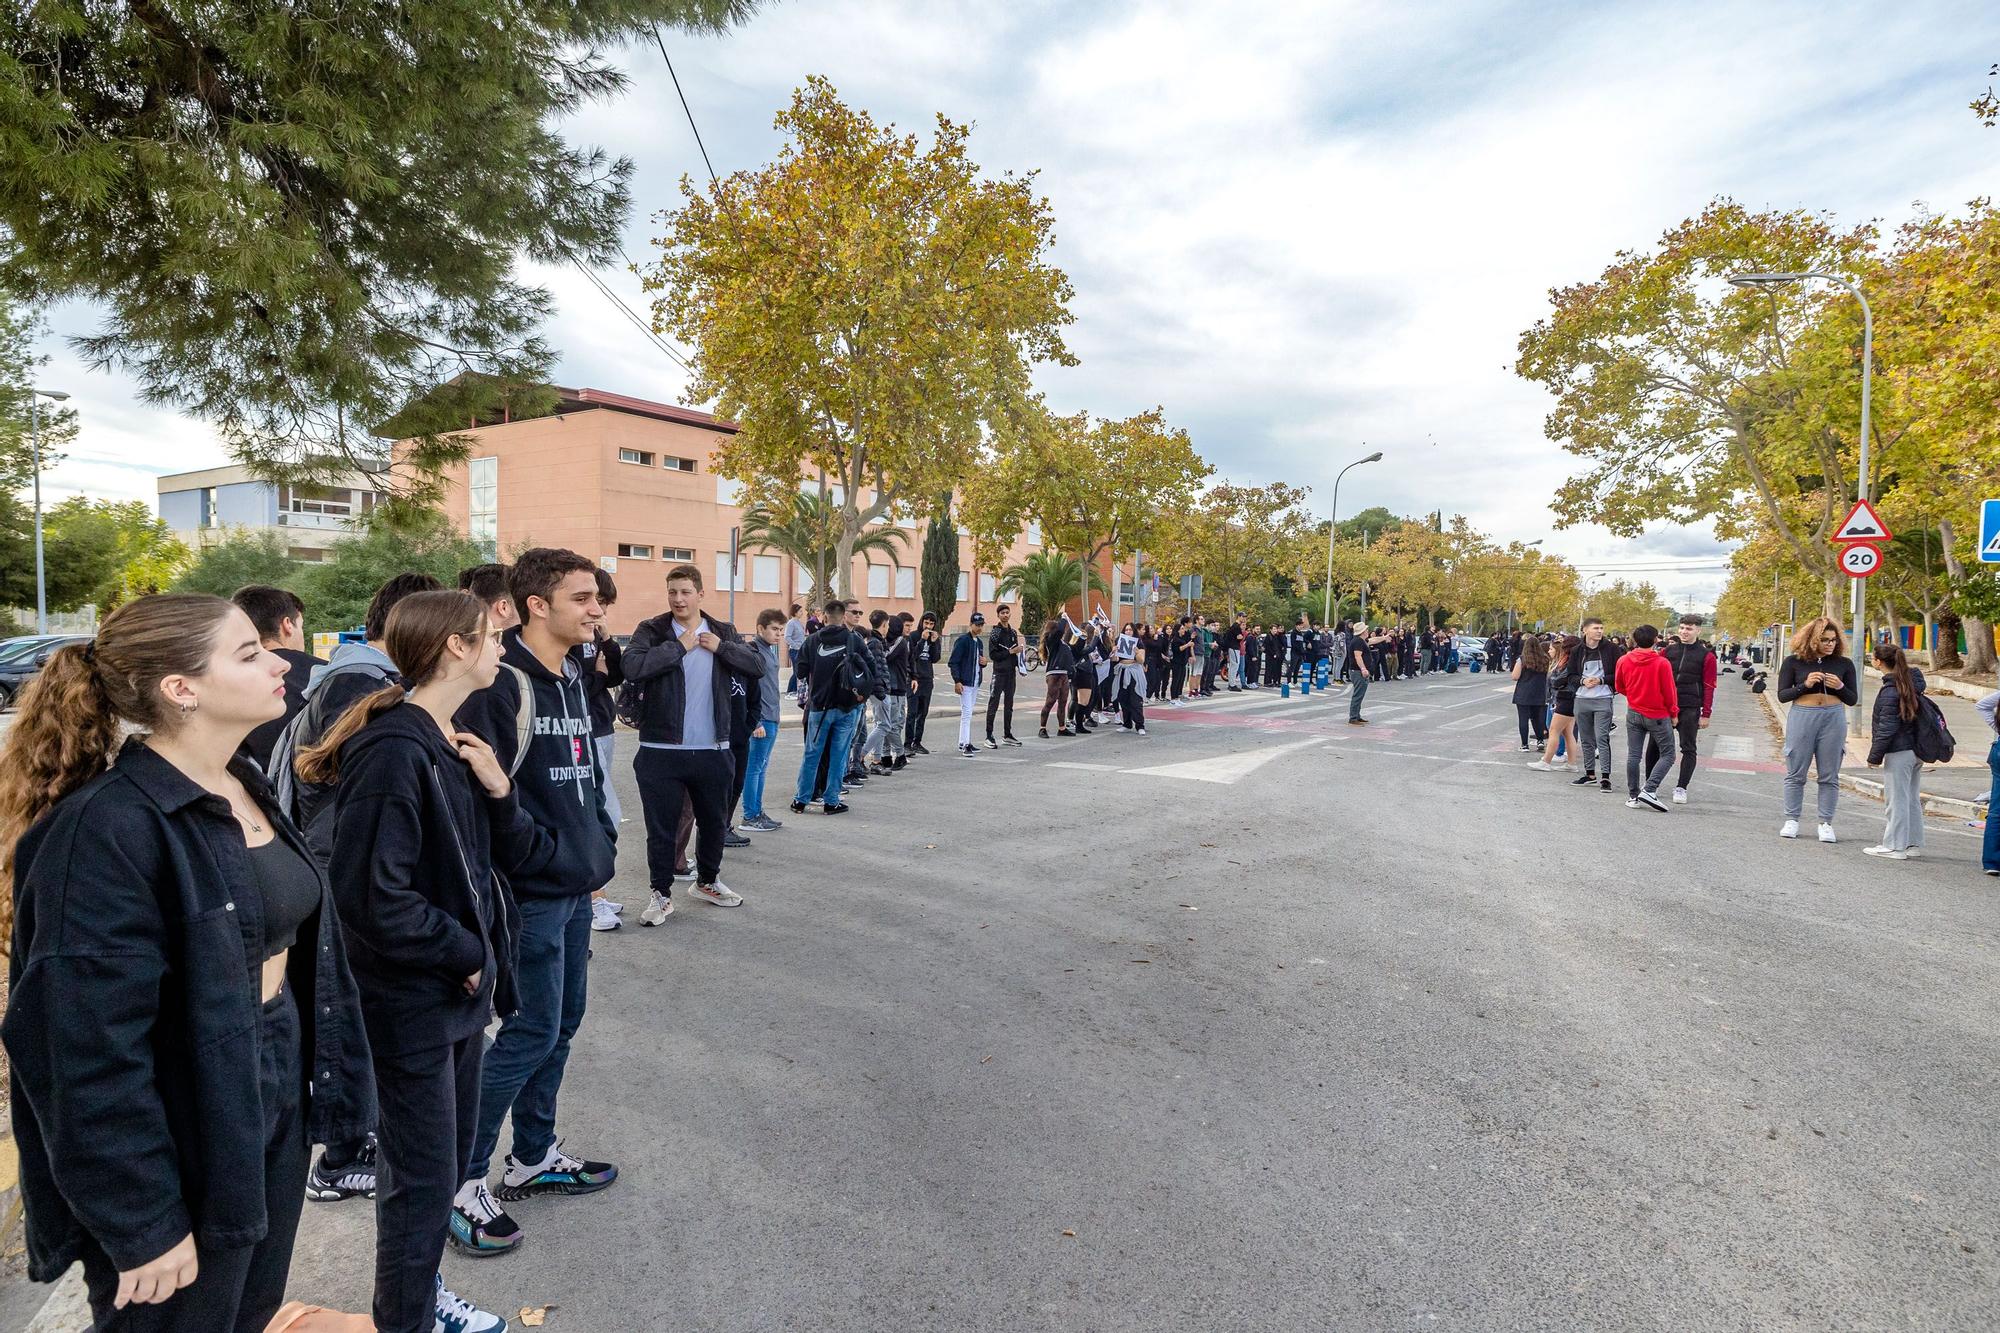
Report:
30,388,70,635
1322,450,1384,625
1730,270,1873,734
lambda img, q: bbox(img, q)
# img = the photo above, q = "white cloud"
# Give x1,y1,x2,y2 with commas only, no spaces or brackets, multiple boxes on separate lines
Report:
18,0,1997,608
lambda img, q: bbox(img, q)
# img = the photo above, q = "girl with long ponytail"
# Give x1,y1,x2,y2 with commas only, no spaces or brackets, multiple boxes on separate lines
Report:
311,590,532,1333
1865,642,1929,861
0,594,374,1330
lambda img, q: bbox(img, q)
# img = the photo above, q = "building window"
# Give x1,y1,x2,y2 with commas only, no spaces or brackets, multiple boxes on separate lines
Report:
617,448,655,466
978,573,996,603
660,547,694,563
1025,520,1042,547
468,457,498,560
895,566,916,598
714,551,747,592
866,564,890,598
617,543,652,560
199,487,218,528
796,562,815,596
752,554,781,593
956,571,968,602
663,456,697,472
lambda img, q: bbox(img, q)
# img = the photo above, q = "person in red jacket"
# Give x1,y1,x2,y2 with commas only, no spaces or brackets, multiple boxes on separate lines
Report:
1616,624,1679,811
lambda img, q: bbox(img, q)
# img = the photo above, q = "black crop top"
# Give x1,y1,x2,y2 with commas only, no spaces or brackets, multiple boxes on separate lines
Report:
247,837,320,960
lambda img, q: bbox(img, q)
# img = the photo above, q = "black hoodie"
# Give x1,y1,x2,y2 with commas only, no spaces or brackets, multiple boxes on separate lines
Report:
454,628,617,899
329,700,534,1053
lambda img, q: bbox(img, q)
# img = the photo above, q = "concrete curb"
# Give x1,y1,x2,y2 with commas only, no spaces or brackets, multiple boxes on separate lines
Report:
1754,688,1987,821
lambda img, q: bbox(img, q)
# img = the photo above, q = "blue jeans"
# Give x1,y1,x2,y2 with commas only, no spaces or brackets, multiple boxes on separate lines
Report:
742,725,778,819
793,705,860,805
1984,739,2000,873
466,892,591,1182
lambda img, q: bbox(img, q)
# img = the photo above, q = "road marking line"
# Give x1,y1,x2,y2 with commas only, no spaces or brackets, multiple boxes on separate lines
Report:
1122,737,1326,784
1047,761,1125,772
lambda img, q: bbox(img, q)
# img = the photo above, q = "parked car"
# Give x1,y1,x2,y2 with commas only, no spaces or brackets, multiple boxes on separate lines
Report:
0,636,92,711
1451,634,1488,666
0,634,67,666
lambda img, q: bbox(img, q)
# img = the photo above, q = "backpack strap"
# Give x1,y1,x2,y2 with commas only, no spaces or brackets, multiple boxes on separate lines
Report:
500,663,536,778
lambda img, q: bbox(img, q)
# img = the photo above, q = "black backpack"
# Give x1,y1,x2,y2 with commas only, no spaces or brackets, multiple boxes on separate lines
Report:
1913,694,1956,763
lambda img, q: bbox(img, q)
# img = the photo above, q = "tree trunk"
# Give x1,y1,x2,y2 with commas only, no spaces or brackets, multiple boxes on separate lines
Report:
834,524,858,599
1934,609,1965,672
1821,574,1843,622
1938,517,1997,677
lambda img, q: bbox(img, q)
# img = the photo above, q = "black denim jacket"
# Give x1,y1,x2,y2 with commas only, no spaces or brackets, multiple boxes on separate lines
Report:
5,740,375,1280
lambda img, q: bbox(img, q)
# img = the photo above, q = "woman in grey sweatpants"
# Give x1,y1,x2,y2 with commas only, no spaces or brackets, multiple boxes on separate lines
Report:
1865,644,1927,858
1776,619,1857,837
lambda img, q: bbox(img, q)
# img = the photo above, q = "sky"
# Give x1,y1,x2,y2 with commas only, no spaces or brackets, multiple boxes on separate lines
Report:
26,0,2000,609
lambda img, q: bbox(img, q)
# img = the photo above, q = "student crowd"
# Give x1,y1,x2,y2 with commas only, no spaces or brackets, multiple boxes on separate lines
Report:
2,553,1997,1333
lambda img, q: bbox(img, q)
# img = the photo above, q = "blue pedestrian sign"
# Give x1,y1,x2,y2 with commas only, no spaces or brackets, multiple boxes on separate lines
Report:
1981,499,2000,563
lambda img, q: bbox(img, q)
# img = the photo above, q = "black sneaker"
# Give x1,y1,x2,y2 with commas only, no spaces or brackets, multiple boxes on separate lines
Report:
722,828,752,848
1599,778,1612,791
1039,727,1049,738
448,1180,524,1258
823,802,850,814
1003,735,1023,746
983,737,999,750
960,744,977,756
892,755,907,770
1569,772,1596,786
790,800,809,814
909,742,929,755
305,1134,378,1202
495,1142,619,1201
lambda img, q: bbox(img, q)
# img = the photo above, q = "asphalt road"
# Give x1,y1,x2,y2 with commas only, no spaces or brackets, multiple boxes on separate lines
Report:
11,666,1999,1331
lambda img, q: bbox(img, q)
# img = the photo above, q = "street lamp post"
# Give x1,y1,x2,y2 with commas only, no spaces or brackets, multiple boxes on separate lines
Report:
29,388,71,635
1322,450,1383,625
1730,271,1873,735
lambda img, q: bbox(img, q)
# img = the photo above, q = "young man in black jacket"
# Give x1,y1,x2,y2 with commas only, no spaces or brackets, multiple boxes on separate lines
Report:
904,611,941,754
449,548,620,1259
622,562,763,922
791,598,867,812
985,602,1022,746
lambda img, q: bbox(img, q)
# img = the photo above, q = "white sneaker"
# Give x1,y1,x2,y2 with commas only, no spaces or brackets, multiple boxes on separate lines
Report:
690,881,743,908
603,898,624,914
1779,820,1799,839
1672,787,1687,805
1818,823,1838,844
1903,848,1922,859
589,898,620,932
1526,760,1555,772
639,890,674,926
1863,845,1908,860
434,1273,507,1333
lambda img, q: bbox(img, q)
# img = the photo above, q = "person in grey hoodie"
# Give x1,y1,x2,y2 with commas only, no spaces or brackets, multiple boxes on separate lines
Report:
740,609,787,831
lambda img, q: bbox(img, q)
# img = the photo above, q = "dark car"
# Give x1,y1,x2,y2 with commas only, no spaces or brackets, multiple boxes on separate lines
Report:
0,636,92,711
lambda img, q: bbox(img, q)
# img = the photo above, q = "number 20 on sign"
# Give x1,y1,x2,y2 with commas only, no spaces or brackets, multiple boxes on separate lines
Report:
1840,542,1882,578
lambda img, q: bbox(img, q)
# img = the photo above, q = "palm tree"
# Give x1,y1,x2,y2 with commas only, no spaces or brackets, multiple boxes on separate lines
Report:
740,489,909,597
996,551,1108,636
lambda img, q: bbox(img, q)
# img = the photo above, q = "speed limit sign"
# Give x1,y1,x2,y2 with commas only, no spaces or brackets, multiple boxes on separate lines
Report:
1840,542,1883,578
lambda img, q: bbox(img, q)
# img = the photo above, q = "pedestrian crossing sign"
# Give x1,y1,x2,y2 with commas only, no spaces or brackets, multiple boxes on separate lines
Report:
1832,498,1891,544
1980,498,2000,563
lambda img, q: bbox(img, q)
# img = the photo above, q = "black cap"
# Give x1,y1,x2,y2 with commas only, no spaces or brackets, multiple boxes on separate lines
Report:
970,612,986,625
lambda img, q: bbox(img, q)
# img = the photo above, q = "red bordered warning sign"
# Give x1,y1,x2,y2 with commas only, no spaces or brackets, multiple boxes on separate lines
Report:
1839,543,1883,578
1832,499,1891,544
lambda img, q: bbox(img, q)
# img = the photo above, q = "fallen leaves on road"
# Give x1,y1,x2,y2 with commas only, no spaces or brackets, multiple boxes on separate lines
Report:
519,1306,556,1327
980,1055,993,1064
1178,904,1198,911
1129,959,1151,964
1061,1229,1077,1238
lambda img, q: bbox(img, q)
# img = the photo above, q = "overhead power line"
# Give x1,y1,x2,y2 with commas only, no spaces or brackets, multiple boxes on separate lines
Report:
652,26,718,184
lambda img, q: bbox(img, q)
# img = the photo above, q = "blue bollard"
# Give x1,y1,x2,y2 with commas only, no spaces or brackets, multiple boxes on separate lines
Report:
1301,677,1310,695
1280,681,1290,698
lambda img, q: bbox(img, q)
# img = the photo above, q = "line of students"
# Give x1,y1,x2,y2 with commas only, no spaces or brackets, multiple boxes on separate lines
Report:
0,548,655,1332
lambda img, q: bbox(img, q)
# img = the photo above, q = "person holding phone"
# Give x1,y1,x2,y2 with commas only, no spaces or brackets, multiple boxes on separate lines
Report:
1775,617,1859,842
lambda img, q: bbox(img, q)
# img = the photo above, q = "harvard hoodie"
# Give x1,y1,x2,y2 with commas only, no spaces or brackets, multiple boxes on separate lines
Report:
454,628,617,899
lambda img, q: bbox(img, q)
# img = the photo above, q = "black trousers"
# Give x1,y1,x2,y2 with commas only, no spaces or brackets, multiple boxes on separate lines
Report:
1643,706,1702,790
372,1031,482,1333
635,746,733,888
1516,703,1548,747
985,668,1017,738
906,677,934,746
728,736,749,819
1169,659,1188,699
1119,678,1145,728
82,989,307,1333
